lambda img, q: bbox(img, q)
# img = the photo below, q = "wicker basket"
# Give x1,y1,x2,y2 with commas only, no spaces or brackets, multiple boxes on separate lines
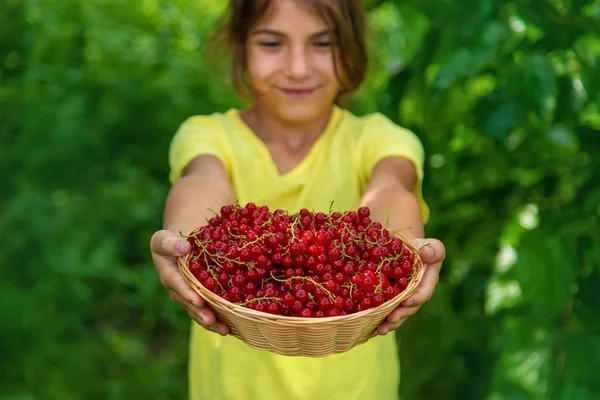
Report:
177,230,426,358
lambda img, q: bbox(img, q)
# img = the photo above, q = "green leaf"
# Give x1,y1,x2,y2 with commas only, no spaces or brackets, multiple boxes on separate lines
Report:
484,101,524,140
559,384,596,400
506,52,558,123
514,228,577,324
484,277,523,315
433,48,488,90
577,268,600,307
489,317,553,398
546,124,578,153
564,333,600,391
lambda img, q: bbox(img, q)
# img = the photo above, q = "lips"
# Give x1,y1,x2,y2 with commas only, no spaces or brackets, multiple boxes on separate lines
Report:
279,87,317,99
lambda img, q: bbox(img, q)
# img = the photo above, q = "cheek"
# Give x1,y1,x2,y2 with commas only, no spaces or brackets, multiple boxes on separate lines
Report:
314,53,341,84
247,52,280,85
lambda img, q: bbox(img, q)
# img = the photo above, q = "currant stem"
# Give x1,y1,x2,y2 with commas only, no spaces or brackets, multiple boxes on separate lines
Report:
417,242,432,253
239,296,282,307
238,232,273,251
192,234,272,275
269,273,336,302
282,216,301,256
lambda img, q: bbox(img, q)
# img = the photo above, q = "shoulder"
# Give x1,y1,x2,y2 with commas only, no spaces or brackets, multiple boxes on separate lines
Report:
175,108,240,135
337,108,423,150
337,107,418,137
169,108,244,151
168,109,242,183
336,108,426,181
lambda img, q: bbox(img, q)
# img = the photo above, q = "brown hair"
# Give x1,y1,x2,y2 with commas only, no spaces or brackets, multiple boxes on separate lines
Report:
211,0,369,103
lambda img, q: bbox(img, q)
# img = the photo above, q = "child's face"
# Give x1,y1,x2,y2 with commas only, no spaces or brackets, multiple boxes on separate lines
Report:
246,0,342,123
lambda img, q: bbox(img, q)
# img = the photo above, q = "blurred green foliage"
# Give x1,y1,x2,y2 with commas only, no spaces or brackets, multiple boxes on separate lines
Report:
1,0,599,399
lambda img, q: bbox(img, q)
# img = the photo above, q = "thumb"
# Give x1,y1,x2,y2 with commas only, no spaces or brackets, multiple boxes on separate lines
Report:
150,229,192,257
413,238,446,264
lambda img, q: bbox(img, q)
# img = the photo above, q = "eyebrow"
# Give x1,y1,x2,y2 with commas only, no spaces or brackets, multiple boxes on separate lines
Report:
250,28,334,37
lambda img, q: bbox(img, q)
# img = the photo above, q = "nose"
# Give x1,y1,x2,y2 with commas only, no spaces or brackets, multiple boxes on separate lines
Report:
285,46,311,80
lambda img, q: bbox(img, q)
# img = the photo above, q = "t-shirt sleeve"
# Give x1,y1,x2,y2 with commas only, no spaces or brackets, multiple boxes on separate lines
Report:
357,114,430,224
168,115,230,184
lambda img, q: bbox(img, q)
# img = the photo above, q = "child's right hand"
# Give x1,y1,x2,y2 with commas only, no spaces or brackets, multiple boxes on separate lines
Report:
150,229,229,336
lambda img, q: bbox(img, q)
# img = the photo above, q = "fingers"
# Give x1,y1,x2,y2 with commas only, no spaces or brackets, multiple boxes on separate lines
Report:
168,289,207,319
150,229,191,257
401,237,444,307
401,263,440,307
373,237,446,337
377,317,408,335
150,229,228,336
164,270,229,335
159,261,205,308
197,309,229,336
376,303,419,335
170,290,229,336
170,290,210,323
413,238,446,265
150,230,203,307
387,304,421,324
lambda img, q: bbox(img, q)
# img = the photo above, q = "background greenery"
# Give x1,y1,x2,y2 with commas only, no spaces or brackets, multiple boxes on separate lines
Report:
1,0,599,399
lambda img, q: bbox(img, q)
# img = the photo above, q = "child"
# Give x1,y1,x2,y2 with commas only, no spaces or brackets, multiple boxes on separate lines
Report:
150,0,446,399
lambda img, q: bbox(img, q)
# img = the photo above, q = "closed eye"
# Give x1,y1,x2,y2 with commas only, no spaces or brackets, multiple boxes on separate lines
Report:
259,41,281,48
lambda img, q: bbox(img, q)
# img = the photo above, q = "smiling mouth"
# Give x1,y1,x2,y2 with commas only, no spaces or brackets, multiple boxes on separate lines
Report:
278,87,318,99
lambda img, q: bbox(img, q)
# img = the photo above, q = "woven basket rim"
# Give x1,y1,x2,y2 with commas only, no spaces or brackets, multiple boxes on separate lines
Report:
178,226,427,324
179,259,420,325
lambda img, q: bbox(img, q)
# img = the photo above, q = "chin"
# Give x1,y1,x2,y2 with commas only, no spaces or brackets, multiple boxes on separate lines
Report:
269,103,333,124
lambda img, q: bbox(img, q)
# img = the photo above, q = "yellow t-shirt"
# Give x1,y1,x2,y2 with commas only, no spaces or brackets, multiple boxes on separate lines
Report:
168,105,429,400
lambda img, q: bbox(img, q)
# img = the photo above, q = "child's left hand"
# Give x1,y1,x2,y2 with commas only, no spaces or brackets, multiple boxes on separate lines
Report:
376,238,446,335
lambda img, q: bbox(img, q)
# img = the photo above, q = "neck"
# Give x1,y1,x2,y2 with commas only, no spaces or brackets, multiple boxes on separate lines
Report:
241,105,334,151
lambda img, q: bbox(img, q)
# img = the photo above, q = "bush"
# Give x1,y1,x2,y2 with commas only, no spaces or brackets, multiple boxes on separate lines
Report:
1,0,598,398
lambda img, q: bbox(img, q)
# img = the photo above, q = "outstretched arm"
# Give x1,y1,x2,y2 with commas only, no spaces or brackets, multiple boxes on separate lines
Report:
359,156,445,335
151,155,237,336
